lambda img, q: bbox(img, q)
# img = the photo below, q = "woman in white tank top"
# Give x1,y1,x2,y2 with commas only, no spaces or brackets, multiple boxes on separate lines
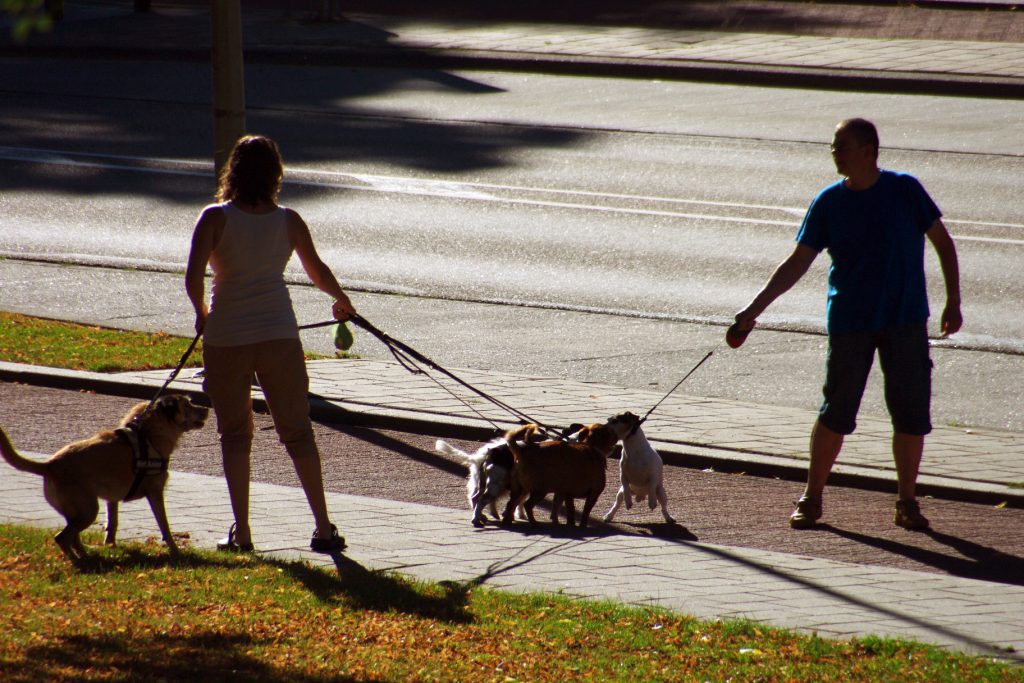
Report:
185,135,355,554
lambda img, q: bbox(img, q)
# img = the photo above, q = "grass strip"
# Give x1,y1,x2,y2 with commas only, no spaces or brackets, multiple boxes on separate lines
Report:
0,312,202,373
0,525,1019,682
0,312,336,372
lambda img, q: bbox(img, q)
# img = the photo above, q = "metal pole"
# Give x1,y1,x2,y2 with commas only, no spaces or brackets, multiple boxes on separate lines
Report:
211,1,246,181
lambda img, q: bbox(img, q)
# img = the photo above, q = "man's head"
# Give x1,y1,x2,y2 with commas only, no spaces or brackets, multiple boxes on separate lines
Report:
831,118,879,182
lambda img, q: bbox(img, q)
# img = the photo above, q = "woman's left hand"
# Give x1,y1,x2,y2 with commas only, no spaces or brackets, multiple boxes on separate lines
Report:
332,297,356,322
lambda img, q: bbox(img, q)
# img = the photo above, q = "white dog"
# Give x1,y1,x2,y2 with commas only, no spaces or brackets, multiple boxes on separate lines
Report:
436,436,525,527
603,412,675,524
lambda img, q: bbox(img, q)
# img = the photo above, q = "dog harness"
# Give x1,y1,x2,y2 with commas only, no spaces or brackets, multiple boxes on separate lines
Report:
116,419,167,501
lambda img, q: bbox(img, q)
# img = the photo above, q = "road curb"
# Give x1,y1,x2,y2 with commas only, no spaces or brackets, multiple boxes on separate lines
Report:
3,361,1021,508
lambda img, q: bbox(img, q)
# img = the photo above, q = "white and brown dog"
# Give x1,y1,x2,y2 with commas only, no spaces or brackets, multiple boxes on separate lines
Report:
0,394,209,561
436,434,529,527
603,411,675,524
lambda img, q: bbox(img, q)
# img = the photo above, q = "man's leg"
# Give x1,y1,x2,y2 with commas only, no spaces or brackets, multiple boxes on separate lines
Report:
893,431,924,502
807,419,844,499
892,431,929,529
879,324,932,530
790,419,844,528
791,332,872,529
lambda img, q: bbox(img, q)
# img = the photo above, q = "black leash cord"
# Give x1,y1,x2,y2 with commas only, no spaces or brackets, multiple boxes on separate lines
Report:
639,350,714,425
149,330,203,408
343,313,562,438
298,320,338,330
148,320,710,440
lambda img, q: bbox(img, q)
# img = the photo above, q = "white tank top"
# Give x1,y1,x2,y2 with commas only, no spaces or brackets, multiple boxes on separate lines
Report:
202,202,299,347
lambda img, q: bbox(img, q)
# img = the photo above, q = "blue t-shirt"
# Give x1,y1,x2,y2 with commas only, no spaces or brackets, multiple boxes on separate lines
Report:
796,170,941,334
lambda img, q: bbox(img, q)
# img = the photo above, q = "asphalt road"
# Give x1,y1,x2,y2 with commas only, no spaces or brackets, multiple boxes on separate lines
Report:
3,382,1021,587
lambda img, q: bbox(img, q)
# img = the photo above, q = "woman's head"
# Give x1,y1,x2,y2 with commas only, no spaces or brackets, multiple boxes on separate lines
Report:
216,135,284,204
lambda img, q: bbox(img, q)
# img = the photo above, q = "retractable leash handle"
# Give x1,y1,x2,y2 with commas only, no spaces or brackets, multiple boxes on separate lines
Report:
726,321,754,349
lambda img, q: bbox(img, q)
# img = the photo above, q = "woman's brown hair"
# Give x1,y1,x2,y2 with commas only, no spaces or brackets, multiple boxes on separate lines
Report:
215,135,284,205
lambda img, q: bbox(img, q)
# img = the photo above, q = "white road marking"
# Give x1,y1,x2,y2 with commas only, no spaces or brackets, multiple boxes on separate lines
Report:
2,145,1021,244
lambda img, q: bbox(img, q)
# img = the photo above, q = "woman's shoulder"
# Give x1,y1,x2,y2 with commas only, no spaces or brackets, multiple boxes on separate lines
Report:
281,206,307,227
199,202,230,218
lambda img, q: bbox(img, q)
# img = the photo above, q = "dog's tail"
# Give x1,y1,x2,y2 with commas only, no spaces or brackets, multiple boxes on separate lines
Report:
435,439,488,466
0,428,48,476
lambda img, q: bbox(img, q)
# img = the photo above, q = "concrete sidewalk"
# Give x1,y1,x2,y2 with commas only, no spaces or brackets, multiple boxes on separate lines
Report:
4,0,1024,98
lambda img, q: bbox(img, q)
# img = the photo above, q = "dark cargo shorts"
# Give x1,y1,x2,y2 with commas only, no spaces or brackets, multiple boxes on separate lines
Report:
819,323,933,436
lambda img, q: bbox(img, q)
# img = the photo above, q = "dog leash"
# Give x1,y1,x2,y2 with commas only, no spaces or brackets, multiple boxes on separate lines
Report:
149,330,203,408
632,350,714,435
342,313,565,438
153,317,573,439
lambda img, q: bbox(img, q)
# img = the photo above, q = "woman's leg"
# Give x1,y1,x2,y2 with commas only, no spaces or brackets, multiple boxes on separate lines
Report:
255,338,335,539
203,344,256,545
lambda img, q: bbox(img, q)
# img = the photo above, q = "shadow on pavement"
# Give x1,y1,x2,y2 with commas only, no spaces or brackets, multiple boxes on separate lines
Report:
330,421,468,478
340,0,1024,41
820,524,1024,588
454,516,1024,662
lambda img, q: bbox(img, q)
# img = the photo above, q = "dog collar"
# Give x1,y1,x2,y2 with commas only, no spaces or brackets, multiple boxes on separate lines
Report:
627,418,646,439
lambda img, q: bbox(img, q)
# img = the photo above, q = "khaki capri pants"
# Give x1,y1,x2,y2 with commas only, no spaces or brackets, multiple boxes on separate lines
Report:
202,337,318,461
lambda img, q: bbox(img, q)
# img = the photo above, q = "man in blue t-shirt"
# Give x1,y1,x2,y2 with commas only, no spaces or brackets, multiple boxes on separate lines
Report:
735,118,962,531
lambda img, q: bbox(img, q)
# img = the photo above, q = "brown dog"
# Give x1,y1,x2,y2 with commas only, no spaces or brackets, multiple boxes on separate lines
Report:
0,394,209,560
501,422,617,529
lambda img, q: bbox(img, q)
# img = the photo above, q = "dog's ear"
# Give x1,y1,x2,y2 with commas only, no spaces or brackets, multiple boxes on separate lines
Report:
156,395,181,421
561,423,586,439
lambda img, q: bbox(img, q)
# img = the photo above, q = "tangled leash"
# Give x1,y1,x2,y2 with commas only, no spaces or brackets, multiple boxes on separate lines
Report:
342,314,563,438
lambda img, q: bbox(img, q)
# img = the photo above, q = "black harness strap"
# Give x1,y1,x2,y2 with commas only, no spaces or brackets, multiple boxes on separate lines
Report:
118,419,167,501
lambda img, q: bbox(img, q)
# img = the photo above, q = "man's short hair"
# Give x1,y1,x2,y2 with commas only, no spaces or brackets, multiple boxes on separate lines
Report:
838,118,879,158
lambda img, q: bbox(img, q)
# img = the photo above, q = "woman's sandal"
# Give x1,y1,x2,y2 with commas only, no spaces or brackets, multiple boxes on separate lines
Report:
310,524,346,553
217,523,255,553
